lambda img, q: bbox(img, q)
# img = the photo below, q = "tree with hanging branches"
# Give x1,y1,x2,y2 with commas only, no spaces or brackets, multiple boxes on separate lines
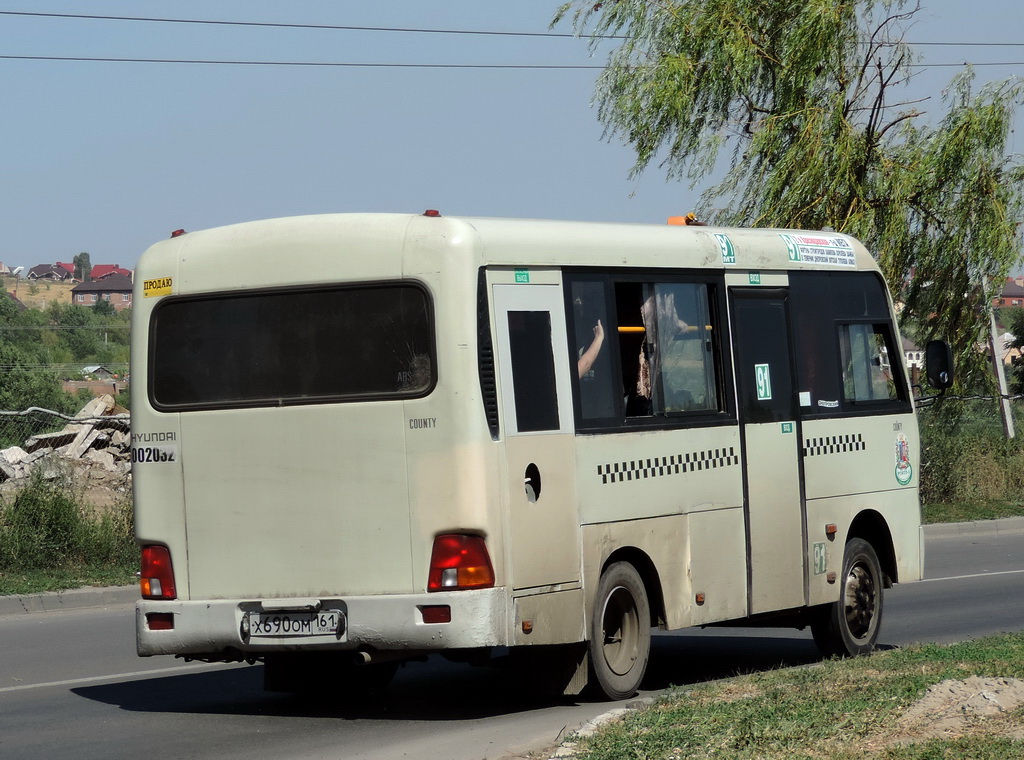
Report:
555,0,1024,389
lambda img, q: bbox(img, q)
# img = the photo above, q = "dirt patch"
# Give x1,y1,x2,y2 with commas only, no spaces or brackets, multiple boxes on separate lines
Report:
885,677,1024,746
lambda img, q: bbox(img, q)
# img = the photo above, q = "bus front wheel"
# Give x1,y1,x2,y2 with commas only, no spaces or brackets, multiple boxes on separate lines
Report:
812,537,884,657
589,561,651,700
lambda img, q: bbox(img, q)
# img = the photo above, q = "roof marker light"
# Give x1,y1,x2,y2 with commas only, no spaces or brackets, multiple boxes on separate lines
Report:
170,229,187,238
667,213,705,226
423,209,442,217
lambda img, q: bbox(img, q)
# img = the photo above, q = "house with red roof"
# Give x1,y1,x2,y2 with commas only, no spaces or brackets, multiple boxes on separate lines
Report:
91,264,134,280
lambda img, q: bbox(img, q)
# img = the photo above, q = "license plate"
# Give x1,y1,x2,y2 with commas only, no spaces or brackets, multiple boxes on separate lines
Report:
248,610,343,638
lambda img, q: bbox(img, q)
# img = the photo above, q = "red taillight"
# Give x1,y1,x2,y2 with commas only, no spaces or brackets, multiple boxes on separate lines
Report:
140,545,177,600
427,534,494,591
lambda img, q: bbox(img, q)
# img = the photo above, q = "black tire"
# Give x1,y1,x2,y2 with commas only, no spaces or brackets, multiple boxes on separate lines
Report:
811,537,884,657
588,561,651,700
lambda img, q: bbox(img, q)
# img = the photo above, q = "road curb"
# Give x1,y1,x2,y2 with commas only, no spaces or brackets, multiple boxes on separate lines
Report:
0,584,136,616
923,516,1024,539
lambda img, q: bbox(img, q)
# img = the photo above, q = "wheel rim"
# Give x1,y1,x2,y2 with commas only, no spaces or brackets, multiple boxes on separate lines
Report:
842,561,876,640
600,585,640,676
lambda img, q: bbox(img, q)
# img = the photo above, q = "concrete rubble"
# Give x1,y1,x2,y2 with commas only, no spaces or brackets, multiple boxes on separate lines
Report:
0,395,130,488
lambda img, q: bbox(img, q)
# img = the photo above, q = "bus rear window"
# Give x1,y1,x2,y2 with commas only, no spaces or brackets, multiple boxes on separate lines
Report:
149,284,434,410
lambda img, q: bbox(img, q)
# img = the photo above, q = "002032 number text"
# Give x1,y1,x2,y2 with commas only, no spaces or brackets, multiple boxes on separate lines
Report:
130,445,177,464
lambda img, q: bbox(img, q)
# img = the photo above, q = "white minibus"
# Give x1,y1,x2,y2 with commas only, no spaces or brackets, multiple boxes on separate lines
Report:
131,212,951,699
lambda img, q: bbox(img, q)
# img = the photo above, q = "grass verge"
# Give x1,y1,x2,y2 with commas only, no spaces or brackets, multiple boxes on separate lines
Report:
922,500,1024,525
0,470,135,596
574,634,1024,760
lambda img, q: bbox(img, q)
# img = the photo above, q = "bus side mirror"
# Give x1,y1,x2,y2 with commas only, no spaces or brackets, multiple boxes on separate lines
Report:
925,340,954,390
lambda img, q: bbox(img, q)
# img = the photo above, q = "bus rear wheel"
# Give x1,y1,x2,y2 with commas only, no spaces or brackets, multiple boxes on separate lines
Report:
812,537,884,657
589,561,651,700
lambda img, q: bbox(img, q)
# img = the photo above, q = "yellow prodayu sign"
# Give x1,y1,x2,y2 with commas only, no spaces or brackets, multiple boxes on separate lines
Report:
143,277,173,298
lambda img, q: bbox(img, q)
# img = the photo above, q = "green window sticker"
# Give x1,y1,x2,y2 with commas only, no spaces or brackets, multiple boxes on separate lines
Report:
755,363,772,400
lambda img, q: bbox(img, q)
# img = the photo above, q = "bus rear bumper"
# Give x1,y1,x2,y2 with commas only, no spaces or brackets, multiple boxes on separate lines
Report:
136,588,508,658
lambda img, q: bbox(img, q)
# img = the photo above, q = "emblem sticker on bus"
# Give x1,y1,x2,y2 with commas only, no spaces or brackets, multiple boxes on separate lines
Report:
895,433,912,485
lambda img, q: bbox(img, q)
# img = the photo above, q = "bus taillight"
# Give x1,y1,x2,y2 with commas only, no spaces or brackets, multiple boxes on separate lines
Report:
140,545,177,600
427,534,495,591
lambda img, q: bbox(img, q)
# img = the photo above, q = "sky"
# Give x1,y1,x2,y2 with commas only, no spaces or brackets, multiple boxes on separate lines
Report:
2,1,1024,274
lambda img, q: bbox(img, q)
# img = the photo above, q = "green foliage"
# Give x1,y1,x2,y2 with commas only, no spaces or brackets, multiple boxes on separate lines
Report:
918,399,1024,508
1004,308,1024,394
73,251,92,282
573,633,1024,759
554,0,1024,391
0,292,130,444
93,298,116,316
0,470,135,575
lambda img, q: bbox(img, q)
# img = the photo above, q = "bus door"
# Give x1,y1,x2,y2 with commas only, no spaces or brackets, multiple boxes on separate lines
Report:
729,286,807,615
492,283,581,591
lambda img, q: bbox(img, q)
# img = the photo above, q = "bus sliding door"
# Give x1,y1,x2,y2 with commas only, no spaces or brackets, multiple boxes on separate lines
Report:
730,287,807,615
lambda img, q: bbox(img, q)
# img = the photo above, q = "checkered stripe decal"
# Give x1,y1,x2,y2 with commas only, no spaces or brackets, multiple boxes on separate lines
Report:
803,433,866,457
597,448,739,484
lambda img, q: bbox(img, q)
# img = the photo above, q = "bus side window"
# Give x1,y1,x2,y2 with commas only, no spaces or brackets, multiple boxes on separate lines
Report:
839,323,902,403
650,283,716,414
618,281,718,418
506,311,560,432
570,280,617,422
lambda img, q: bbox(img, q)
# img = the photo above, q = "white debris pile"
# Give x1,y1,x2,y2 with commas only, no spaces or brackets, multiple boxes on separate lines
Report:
0,395,130,483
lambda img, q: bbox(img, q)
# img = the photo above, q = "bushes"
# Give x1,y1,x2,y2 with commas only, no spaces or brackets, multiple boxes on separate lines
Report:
0,469,135,576
918,400,1024,507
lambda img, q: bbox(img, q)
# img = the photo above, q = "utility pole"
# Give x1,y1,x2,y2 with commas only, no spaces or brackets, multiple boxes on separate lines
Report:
989,311,1015,439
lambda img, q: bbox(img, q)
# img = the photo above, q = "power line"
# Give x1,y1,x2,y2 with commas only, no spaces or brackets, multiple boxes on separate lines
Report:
1,54,1022,70
3,10,1024,48
0,325,130,330
0,10,585,38
0,55,603,69
2,9,1024,49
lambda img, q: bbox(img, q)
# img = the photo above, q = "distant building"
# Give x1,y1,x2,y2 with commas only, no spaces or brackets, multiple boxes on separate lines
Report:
993,277,1024,308
90,264,133,281
27,262,76,282
71,274,133,311
81,365,115,380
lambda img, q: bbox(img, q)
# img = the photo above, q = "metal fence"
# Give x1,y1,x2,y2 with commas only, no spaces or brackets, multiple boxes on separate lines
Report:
0,402,130,499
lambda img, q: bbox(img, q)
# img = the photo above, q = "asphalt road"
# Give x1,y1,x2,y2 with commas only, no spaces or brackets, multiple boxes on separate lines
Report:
2,520,1023,760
